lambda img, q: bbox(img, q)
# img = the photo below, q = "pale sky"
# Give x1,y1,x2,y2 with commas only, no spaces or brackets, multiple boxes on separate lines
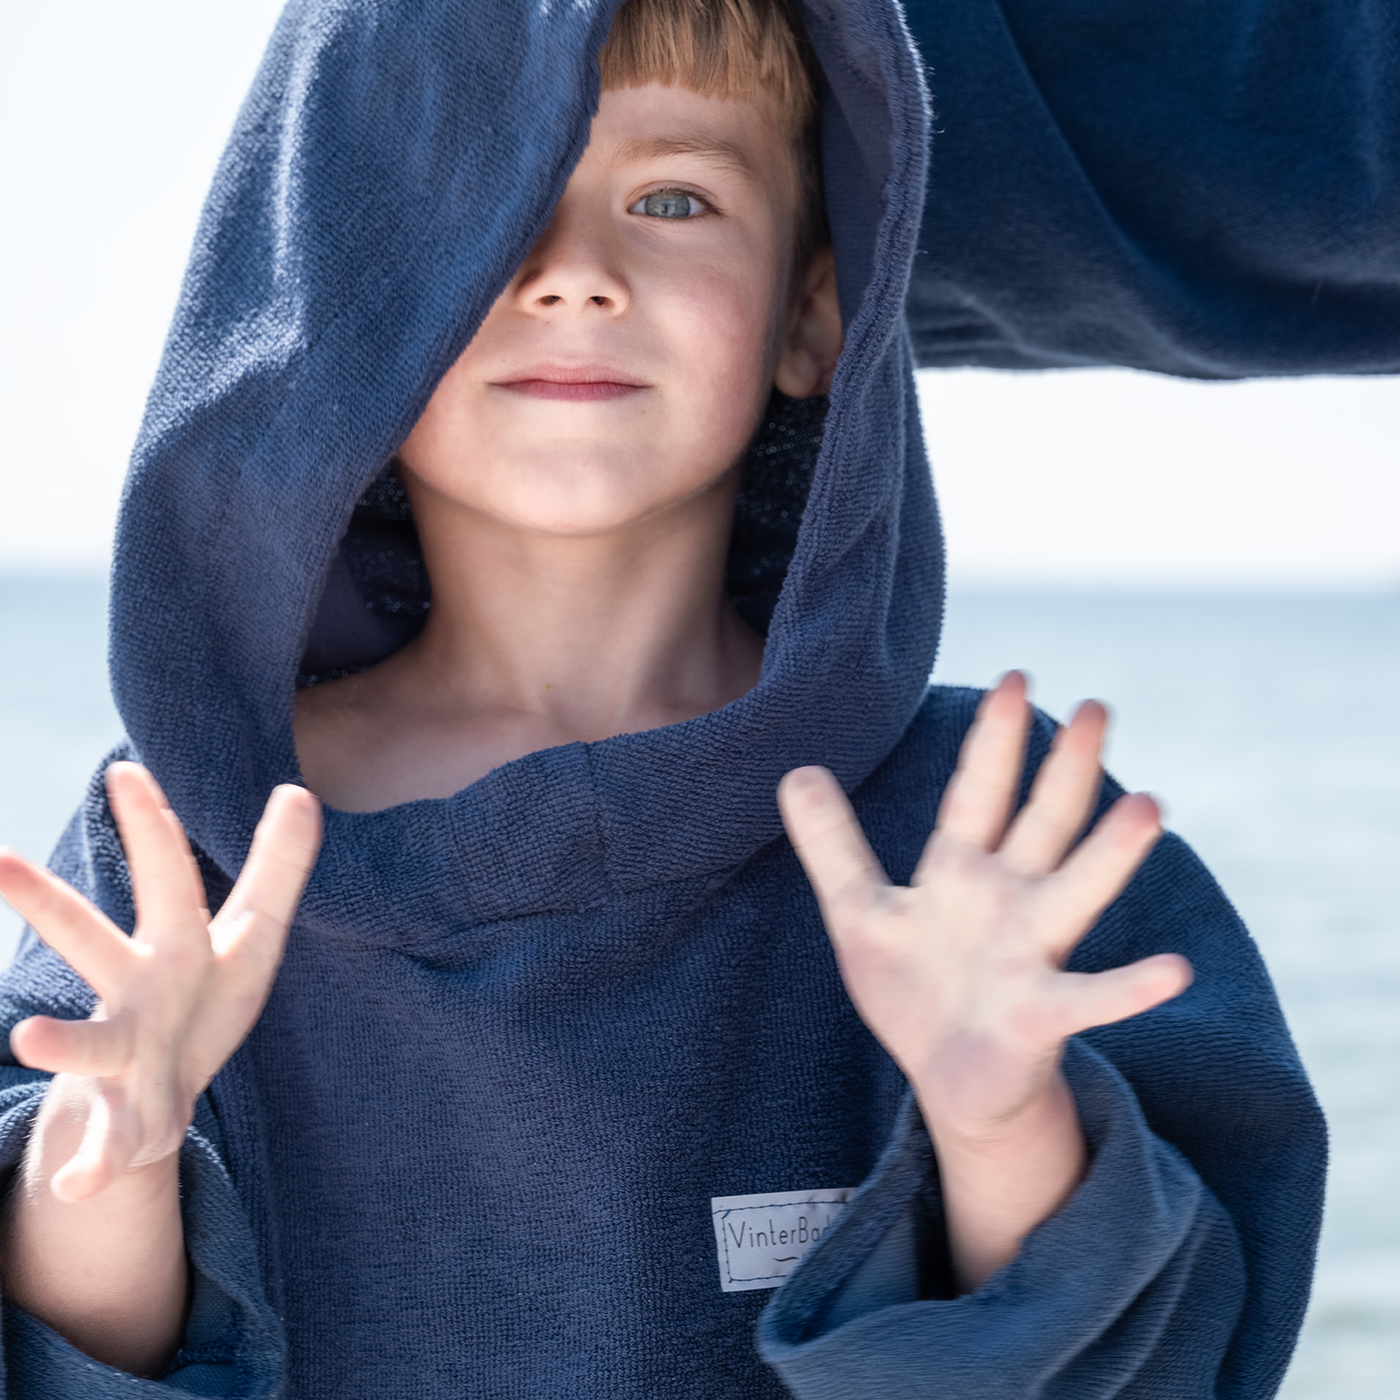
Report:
2,1,1396,588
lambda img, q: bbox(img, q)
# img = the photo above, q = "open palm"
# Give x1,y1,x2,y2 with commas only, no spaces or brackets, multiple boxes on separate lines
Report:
778,672,1191,1136
0,763,321,1201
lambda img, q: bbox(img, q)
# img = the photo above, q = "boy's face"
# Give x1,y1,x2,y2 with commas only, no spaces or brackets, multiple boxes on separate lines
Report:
398,83,837,536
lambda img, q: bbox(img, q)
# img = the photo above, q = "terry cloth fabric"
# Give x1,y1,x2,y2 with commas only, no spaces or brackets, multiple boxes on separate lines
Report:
0,0,1323,1396
901,0,1400,378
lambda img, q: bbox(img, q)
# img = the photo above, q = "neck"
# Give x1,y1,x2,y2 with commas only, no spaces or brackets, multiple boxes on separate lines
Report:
400,469,764,744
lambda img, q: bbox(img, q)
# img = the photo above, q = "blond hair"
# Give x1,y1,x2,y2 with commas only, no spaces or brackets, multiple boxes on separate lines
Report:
599,0,827,262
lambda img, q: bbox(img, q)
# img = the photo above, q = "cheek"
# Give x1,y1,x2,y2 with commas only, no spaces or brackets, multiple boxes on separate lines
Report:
661,260,784,437
398,357,485,480
398,285,517,468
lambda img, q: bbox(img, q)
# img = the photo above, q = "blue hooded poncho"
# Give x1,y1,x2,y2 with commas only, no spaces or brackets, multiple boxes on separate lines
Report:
0,0,1330,1395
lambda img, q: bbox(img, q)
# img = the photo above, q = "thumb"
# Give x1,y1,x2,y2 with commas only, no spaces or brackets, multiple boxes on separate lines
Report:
1054,954,1193,1038
48,1084,140,1203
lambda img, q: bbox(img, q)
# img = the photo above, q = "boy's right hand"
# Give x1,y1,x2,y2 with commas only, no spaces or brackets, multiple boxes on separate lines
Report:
0,763,321,1202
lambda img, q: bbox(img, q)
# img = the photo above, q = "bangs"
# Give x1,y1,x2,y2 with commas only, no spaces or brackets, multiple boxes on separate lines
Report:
598,0,819,143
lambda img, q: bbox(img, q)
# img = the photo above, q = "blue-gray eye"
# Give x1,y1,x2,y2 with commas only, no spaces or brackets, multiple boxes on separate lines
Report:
635,190,703,219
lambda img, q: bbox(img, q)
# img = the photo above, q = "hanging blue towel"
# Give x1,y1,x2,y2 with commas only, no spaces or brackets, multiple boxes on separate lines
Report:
903,0,1400,376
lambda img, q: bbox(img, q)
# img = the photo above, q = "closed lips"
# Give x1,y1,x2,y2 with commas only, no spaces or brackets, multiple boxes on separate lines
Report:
498,379,646,401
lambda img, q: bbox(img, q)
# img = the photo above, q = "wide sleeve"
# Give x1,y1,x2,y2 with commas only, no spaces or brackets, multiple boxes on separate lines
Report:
758,815,1325,1396
0,768,284,1398
900,0,1400,377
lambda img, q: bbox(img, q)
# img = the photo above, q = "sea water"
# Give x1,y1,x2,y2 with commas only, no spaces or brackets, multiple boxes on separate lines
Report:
0,575,1396,1395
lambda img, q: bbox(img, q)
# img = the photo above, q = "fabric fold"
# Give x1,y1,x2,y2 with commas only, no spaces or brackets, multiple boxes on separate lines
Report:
902,0,1400,375
0,1084,279,1398
758,1039,1246,1398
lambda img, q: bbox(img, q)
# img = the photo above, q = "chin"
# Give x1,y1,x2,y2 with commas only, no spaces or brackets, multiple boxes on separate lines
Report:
471,453,736,536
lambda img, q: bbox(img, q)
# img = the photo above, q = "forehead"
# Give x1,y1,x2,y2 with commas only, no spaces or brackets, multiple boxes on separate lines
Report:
585,83,794,184
608,134,759,184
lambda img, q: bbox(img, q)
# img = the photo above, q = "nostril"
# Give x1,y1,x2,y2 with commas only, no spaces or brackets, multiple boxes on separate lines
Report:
539,294,562,306
589,295,611,307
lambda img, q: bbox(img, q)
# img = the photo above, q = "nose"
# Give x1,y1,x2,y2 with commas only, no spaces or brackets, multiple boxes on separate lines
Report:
513,200,630,318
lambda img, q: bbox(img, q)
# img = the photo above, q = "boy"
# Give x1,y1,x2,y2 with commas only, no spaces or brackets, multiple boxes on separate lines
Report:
0,0,1322,1395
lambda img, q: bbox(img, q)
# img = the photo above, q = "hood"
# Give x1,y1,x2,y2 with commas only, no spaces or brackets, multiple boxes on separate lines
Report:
110,0,939,939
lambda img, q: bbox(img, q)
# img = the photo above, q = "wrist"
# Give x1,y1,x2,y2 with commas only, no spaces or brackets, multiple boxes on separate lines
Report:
5,1079,189,1379
915,1067,1088,1292
925,1073,1091,1226
920,1069,1077,1155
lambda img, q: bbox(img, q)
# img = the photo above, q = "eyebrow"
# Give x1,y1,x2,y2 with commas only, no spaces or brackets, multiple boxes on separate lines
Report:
609,135,759,182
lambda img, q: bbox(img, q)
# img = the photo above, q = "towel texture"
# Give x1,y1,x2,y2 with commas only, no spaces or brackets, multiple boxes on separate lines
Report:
903,0,1400,376
0,0,1324,1395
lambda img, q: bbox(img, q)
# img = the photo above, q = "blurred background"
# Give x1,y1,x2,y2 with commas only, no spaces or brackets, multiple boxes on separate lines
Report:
2,4,1398,1393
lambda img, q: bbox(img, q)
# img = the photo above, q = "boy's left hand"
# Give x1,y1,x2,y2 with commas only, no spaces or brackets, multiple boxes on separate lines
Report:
778,672,1192,1288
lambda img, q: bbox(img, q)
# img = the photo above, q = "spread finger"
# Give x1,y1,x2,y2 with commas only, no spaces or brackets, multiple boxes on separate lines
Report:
778,767,888,937
926,671,1029,860
216,785,322,989
999,701,1107,876
10,1015,133,1078
1051,956,1193,1037
1035,793,1163,962
106,763,211,947
0,851,135,1001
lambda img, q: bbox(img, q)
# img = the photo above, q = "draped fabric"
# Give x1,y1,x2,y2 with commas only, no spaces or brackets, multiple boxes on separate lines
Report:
0,0,1326,1394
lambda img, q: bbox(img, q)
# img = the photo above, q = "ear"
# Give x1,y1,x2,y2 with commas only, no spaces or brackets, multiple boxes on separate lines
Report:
773,247,843,398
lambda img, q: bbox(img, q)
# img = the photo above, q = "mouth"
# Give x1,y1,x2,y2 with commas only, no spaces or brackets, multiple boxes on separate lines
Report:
492,367,649,402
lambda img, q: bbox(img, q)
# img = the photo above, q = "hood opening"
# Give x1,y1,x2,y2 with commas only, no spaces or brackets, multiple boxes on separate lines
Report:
110,0,936,900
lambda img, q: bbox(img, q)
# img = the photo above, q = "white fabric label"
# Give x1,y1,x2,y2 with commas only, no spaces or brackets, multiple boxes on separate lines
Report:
710,1187,855,1292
